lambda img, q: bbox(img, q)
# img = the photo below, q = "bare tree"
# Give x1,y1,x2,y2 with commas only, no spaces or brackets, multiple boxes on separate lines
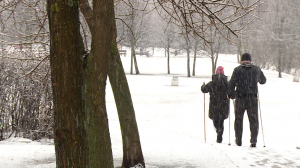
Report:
241,0,300,78
0,0,52,141
116,0,151,74
154,0,266,44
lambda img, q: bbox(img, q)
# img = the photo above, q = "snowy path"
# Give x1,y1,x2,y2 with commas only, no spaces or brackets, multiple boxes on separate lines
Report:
107,72,300,168
1,53,300,167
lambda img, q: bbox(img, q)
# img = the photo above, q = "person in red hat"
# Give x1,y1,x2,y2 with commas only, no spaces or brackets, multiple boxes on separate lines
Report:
201,66,230,143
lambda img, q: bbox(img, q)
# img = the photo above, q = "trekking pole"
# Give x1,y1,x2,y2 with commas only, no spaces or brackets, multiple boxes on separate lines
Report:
228,104,231,146
228,100,235,146
258,93,266,147
203,91,206,143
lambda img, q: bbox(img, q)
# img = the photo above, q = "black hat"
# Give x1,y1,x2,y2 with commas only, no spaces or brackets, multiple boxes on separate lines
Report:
241,53,251,61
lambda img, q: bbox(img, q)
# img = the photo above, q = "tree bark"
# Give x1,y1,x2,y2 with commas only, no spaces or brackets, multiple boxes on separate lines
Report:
47,1,88,167
48,0,115,167
108,4,145,168
109,41,145,168
79,1,145,167
83,0,115,167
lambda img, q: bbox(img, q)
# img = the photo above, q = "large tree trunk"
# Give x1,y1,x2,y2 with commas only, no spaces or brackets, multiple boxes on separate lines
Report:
49,0,115,167
108,5,145,168
47,1,88,167
109,42,145,168
84,0,115,167
79,1,145,167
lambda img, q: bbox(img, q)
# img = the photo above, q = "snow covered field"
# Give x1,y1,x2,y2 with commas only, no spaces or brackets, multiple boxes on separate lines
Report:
1,48,300,168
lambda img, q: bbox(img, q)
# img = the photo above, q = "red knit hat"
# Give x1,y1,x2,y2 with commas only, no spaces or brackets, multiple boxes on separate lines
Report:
215,66,224,74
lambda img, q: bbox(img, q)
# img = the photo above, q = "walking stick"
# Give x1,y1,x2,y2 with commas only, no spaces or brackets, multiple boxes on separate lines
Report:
204,91,206,143
228,105,231,146
228,100,235,146
258,93,266,147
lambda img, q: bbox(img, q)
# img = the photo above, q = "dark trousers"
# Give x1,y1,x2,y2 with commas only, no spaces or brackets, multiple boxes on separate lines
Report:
234,97,259,143
213,120,224,136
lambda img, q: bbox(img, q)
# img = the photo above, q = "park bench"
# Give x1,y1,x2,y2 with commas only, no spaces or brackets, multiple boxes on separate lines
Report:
119,50,127,57
136,51,149,57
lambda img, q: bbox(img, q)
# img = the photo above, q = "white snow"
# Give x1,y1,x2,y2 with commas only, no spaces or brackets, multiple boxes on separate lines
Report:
1,48,300,168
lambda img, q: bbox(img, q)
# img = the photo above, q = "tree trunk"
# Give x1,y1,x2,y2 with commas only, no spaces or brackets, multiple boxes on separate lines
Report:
84,0,115,167
152,46,154,56
130,39,140,75
278,49,282,78
237,38,242,63
210,52,218,75
167,44,170,74
109,42,145,168
275,2,284,78
210,25,216,75
211,49,216,75
47,1,88,167
130,44,134,74
192,42,198,76
187,48,190,77
185,36,191,77
214,53,219,73
133,53,140,74
107,6,145,168
48,0,115,167
79,1,145,167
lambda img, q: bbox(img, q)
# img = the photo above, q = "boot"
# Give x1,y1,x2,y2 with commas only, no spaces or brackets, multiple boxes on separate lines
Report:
250,143,256,147
216,123,223,143
217,134,222,143
235,138,242,146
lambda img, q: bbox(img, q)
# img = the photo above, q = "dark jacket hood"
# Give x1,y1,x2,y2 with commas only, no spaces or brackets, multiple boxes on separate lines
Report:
212,74,227,87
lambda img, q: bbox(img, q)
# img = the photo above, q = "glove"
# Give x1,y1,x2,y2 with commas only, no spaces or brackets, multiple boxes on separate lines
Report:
227,94,236,99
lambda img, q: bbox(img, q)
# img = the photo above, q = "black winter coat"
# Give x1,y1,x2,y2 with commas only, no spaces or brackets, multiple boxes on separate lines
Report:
201,74,230,121
228,62,266,98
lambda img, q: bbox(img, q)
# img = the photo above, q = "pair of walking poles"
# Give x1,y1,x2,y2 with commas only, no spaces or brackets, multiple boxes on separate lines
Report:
203,92,266,147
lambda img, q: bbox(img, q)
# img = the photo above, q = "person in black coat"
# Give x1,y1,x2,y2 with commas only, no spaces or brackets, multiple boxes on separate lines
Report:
201,66,230,143
227,53,266,147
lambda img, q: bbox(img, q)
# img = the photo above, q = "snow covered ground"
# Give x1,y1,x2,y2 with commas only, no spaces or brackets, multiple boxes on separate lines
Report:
1,48,300,168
